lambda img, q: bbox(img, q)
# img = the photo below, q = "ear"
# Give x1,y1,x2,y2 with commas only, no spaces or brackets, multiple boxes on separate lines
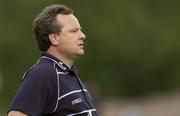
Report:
49,33,59,45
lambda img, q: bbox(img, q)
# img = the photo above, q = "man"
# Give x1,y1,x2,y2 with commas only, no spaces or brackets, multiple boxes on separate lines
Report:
8,4,98,116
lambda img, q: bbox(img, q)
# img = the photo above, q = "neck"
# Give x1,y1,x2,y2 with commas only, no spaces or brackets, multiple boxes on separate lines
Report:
46,48,74,68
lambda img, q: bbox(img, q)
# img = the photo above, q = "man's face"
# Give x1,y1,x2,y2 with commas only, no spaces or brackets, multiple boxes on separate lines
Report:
55,14,86,59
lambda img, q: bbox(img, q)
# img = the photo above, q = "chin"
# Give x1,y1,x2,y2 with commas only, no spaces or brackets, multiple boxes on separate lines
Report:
77,50,85,56
78,52,84,56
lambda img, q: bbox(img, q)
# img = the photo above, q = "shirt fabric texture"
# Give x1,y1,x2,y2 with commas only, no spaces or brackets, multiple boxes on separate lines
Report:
8,52,98,116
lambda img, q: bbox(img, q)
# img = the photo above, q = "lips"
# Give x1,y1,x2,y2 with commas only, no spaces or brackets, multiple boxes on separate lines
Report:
78,43,84,49
78,43,84,46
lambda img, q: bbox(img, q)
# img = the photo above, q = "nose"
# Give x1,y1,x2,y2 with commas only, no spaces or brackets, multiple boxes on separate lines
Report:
79,31,86,40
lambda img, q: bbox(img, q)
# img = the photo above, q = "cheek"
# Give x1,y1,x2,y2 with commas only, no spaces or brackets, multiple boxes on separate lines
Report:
59,40,75,50
58,35,78,49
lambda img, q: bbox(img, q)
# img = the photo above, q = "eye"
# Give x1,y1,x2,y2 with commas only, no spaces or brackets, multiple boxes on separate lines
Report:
71,28,78,33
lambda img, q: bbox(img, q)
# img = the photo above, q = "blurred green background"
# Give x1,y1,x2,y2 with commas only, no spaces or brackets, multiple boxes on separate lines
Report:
1,0,180,113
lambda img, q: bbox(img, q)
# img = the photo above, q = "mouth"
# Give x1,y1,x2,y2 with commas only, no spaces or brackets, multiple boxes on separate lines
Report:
78,43,84,46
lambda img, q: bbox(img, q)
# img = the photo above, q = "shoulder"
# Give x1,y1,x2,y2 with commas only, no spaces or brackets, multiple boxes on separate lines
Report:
8,62,58,115
23,62,57,85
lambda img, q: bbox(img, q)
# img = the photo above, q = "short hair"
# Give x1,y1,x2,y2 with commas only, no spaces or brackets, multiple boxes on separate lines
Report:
33,4,73,51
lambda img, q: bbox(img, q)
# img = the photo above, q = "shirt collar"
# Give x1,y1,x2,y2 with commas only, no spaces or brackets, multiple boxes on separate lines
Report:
41,52,69,71
41,52,78,75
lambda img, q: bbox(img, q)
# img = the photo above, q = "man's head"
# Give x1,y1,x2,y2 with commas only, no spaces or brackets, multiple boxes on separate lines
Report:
33,4,73,51
33,4,86,59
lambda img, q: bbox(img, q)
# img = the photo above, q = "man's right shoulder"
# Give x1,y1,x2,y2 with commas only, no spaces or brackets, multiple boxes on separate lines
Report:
23,62,57,82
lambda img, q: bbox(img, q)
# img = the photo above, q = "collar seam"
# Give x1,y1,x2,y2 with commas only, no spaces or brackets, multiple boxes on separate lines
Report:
41,56,67,71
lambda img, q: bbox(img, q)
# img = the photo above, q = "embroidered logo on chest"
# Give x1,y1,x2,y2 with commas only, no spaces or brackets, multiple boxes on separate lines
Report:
72,97,83,105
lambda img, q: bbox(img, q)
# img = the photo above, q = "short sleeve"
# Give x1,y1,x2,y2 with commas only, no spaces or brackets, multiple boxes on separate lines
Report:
8,65,57,116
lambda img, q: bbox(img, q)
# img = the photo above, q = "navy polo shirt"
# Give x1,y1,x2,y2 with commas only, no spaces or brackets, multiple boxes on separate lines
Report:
8,52,98,116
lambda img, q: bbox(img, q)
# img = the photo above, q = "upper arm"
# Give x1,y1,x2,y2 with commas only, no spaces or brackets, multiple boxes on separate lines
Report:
8,65,57,115
8,111,27,116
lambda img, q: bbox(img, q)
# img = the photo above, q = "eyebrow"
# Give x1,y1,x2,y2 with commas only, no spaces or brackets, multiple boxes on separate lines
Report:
73,24,82,29
71,27,82,31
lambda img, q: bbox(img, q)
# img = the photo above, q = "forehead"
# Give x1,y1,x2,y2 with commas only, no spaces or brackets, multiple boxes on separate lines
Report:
56,14,81,28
